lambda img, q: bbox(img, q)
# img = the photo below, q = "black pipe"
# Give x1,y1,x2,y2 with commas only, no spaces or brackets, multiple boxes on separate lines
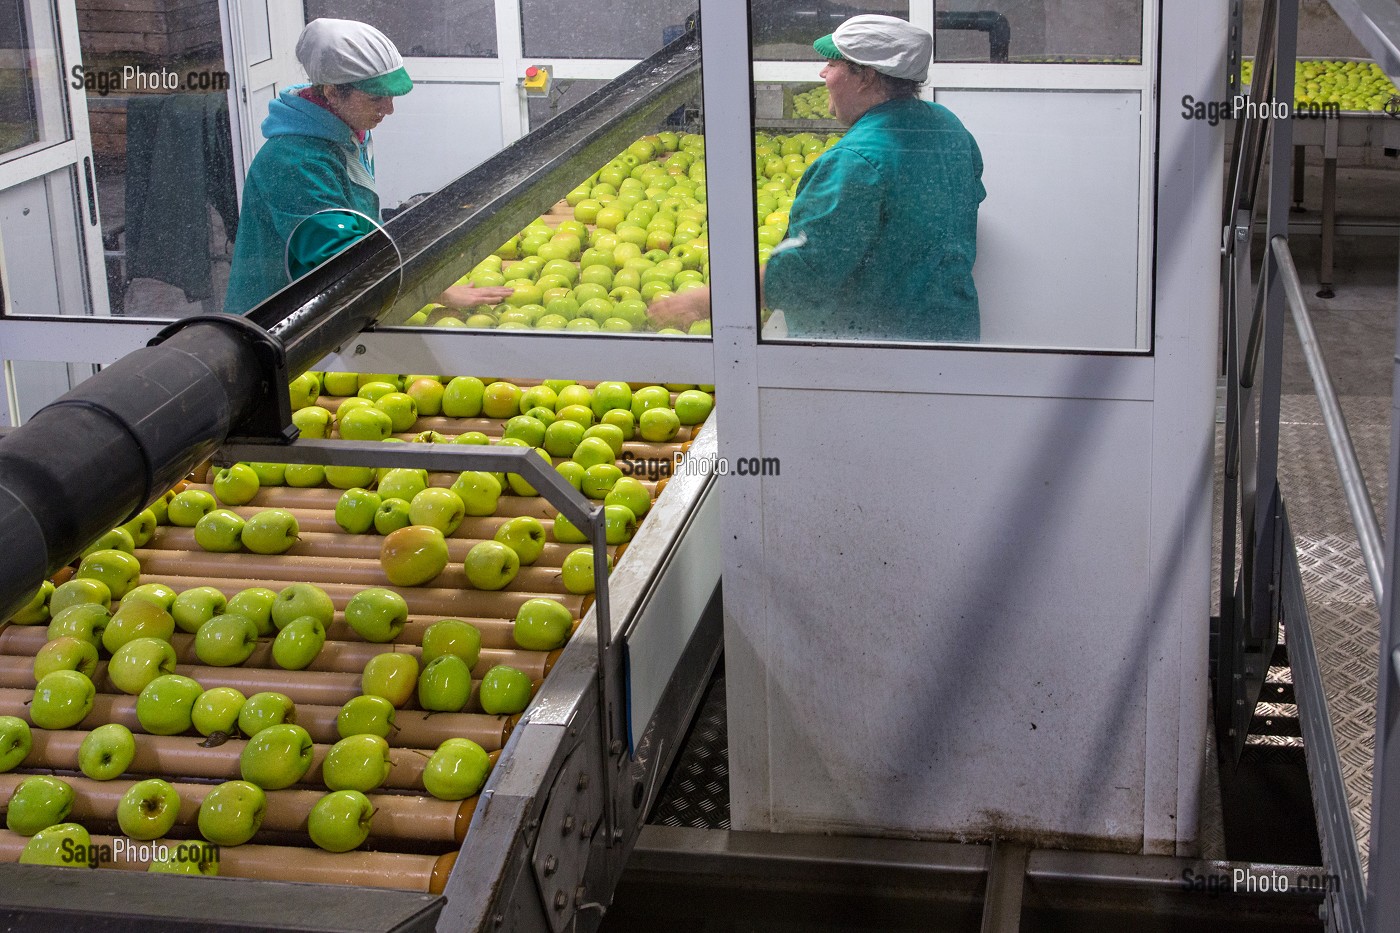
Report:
0,323,262,619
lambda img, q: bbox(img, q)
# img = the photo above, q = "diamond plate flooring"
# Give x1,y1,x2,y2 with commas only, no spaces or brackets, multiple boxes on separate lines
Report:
1277,392,1389,876
649,670,730,830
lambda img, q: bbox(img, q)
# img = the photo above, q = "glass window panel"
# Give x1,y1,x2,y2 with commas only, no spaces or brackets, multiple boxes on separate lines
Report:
752,0,909,62
935,1,1143,64
0,166,87,315
303,0,496,58
522,0,691,59
241,0,273,65
0,0,68,158
528,79,609,133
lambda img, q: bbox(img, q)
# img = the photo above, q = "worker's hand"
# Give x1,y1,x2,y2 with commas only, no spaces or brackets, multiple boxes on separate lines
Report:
438,285,515,309
647,287,711,331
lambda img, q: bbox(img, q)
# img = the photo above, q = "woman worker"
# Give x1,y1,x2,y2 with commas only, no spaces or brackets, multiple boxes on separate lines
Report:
225,18,511,315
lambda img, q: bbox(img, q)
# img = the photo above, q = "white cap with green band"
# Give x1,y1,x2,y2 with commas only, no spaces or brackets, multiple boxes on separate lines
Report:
296,18,413,97
813,14,933,83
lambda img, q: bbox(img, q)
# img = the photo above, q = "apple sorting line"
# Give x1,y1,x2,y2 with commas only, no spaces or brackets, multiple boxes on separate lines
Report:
0,375,709,893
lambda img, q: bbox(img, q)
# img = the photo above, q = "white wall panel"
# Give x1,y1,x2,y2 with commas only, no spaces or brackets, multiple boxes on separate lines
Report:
370,82,504,211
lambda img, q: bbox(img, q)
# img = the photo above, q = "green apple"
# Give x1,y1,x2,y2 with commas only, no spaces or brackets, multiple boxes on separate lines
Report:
478,665,533,715
80,527,135,557
581,464,623,501
237,691,295,737
357,380,398,401
46,603,110,648
450,471,501,516
192,686,246,737
375,392,419,433
582,423,626,458
543,419,586,458
78,722,136,780
271,583,334,631
562,547,611,595
408,487,465,535
337,694,396,740
374,497,412,535
136,674,203,735
601,408,636,440
418,655,472,712
639,407,681,442
339,406,394,441
543,379,576,394
194,613,259,667
76,548,141,600
226,587,278,636
246,462,287,486
30,670,96,729
631,385,672,419
272,616,326,670
423,738,491,800
463,541,519,591
454,431,491,446
572,437,616,472
336,487,382,533
122,582,177,612
421,619,482,668
34,636,99,681
557,384,592,409
167,489,217,527
283,463,326,488
377,468,428,502
307,789,374,853
292,405,334,440
413,430,451,444
6,775,74,835
240,723,313,790
337,396,373,421
120,509,158,548
379,525,449,587
9,580,54,625
197,779,266,846
556,461,585,491
361,652,419,708
345,588,408,643
482,381,521,418
149,846,219,875
505,446,552,497
494,516,546,565
406,378,445,417
442,376,486,417
519,384,558,413
513,598,573,651
322,371,358,396
107,636,178,694
555,404,595,428
117,777,181,840
605,477,651,518
18,822,91,867
288,371,321,409
0,716,32,771
590,381,633,418
552,512,588,544
503,415,547,448
322,734,392,792
102,599,175,653
674,389,714,424
171,586,227,634
211,463,260,506
325,464,377,490
241,509,299,554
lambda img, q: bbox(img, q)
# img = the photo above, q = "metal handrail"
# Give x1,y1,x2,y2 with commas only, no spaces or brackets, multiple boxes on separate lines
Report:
1270,235,1387,604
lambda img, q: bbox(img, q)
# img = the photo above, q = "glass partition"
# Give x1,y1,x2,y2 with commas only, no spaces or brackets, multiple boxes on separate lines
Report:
750,0,1152,351
522,0,692,58
304,0,497,57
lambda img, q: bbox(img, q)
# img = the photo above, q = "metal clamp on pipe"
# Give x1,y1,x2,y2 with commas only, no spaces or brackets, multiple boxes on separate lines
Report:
149,313,297,445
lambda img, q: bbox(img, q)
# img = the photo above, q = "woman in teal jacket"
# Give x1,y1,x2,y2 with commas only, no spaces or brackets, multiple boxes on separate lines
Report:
225,18,509,315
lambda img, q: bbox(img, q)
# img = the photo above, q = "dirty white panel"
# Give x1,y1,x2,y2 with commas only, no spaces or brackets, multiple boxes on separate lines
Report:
734,387,1155,847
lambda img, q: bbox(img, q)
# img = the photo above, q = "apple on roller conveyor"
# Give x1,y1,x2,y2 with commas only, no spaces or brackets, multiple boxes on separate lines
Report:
0,373,721,933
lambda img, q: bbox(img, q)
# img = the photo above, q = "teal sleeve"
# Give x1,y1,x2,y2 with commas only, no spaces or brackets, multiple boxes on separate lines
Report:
763,149,883,327
258,144,364,252
286,211,378,279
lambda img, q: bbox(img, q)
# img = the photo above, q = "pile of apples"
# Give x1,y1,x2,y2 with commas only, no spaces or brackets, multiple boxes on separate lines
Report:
1241,58,1400,111
403,129,841,335
791,85,831,119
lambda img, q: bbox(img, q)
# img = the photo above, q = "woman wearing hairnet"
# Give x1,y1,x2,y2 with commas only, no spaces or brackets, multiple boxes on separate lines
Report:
225,18,511,315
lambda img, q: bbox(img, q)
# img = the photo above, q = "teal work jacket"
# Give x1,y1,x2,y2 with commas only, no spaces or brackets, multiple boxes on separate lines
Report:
224,86,379,315
763,98,985,342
